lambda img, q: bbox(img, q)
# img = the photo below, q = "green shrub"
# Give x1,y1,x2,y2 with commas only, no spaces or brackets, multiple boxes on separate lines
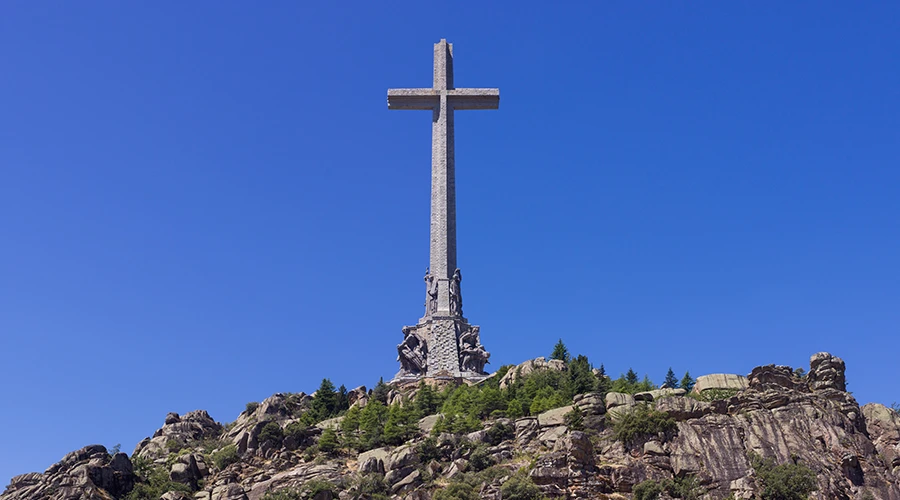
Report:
433,482,480,500
691,388,739,402
258,421,284,447
749,453,817,500
633,479,664,500
303,479,337,497
284,420,308,442
318,427,339,454
612,404,676,447
261,489,301,500
564,406,584,430
246,401,260,414
499,471,542,500
664,476,702,499
125,462,192,500
165,438,182,452
485,421,515,445
467,445,495,472
350,474,390,499
211,444,239,470
416,437,442,463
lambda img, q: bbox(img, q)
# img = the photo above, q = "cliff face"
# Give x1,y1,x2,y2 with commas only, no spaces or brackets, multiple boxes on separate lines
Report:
3,352,899,500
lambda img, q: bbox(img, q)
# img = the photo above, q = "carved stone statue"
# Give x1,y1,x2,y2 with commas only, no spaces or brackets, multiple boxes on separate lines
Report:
449,268,463,317
458,325,489,373
424,269,438,315
397,326,428,375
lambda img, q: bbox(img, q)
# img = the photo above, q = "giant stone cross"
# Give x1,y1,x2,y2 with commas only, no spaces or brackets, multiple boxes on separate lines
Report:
389,40,496,381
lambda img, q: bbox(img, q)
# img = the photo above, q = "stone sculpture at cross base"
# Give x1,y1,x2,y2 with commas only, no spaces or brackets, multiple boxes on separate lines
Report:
388,39,496,382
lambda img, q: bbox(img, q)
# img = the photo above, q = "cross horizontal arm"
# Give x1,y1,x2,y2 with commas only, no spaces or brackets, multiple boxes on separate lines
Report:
448,89,500,110
388,89,440,110
387,88,500,110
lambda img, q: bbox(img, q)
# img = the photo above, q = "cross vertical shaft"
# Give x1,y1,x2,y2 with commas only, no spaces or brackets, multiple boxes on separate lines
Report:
388,39,499,318
431,40,456,283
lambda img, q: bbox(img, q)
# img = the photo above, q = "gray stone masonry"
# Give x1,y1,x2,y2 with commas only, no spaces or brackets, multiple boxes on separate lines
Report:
389,40,496,381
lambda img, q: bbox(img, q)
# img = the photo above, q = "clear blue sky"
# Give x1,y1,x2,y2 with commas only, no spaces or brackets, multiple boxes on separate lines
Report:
1,2,898,483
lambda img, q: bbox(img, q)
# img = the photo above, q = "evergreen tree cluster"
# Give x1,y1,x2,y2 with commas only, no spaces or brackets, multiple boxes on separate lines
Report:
258,340,696,455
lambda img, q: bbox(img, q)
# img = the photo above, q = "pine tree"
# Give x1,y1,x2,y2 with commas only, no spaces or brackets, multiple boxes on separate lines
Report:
597,364,606,377
664,368,679,388
371,377,390,404
506,399,524,419
680,371,695,392
312,378,338,419
359,399,388,450
340,406,361,449
550,339,570,362
318,427,339,454
625,368,639,385
567,354,597,398
414,381,440,416
383,403,407,445
336,384,350,413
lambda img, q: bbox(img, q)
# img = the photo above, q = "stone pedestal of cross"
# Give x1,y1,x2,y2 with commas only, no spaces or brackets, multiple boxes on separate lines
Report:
389,40,497,381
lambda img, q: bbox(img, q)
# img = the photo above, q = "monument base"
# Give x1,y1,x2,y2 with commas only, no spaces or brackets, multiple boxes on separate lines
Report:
392,315,490,383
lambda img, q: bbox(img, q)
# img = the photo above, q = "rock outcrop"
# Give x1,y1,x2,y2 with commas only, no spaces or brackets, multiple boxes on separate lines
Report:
4,352,899,500
2,445,135,500
133,410,223,460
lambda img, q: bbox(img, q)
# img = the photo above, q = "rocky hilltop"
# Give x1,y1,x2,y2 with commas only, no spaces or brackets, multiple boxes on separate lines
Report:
3,352,899,500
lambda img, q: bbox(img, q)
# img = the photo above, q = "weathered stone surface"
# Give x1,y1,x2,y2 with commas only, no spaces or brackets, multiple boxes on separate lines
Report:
161,492,192,500
387,445,419,471
315,416,343,430
808,352,847,391
212,483,248,500
573,392,606,415
418,414,441,434
0,445,136,500
357,447,390,474
655,396,712,420
693,373,749,394
862,403,900,470
391,469,421,494
605,392,635,409
538,405,573,427
514,417,540,448
634,388,687,401
499,357,566,389
538,425,567,447
347,385,367,407
643,440,666,456
245,463,340,500
445,458,468,479
134,410,223,460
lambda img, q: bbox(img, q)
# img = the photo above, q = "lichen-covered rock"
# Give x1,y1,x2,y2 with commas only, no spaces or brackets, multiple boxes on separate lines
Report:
634,388,687,401
808,352,847,391
573,392,606,415
693,373,749,393
1,445,136,500
498,357,566,389
134,410,223,460
605,392,635,409
537,405,572,427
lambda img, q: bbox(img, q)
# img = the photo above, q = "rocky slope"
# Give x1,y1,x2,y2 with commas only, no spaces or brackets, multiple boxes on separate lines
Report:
3,352,899,500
